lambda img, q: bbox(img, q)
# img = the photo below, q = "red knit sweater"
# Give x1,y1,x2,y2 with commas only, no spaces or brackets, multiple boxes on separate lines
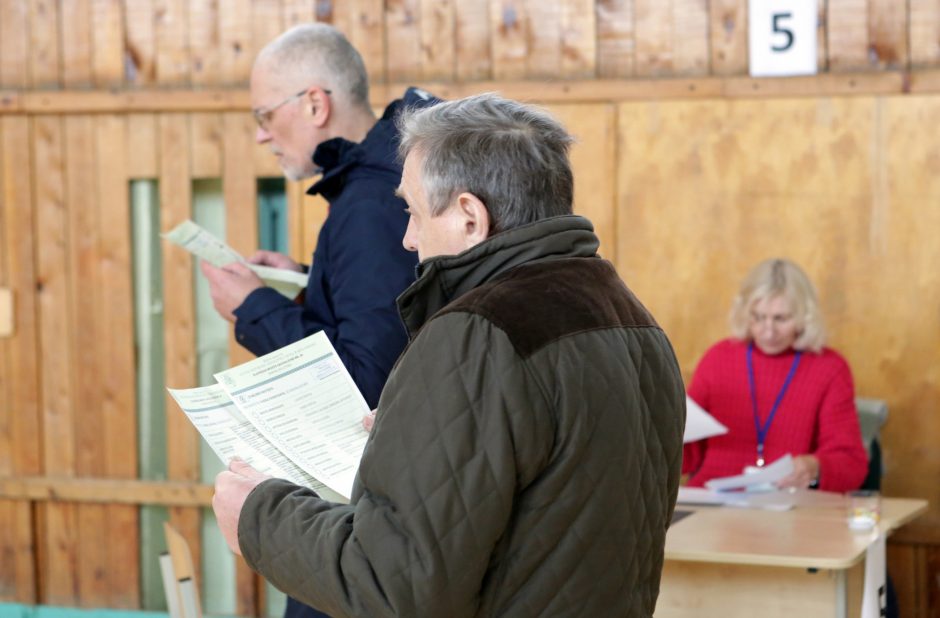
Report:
683,338,868,492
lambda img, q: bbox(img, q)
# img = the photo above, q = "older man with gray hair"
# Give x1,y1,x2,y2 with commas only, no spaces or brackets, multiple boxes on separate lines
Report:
213,93,686,617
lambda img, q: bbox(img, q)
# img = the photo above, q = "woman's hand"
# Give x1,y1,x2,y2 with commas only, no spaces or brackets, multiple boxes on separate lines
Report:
777,454,820,489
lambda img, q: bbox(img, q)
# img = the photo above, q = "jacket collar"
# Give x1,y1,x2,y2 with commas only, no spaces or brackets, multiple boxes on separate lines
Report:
397,215,599,337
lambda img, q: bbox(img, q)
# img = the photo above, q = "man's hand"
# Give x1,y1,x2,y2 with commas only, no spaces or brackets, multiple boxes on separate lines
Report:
777,454,820,489
247,250,304,272
200,261,265,322
362,409,377,432
213,459,272,556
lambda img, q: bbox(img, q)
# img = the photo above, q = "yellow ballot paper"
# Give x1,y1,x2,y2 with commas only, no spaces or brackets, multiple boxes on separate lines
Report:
163,219,308,298
168,332,369,502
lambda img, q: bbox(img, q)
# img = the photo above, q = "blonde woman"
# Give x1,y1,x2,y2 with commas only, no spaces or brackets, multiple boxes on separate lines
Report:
683,258,868,491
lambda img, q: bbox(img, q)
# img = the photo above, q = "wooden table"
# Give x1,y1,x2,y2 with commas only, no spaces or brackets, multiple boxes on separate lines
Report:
656,496,928,617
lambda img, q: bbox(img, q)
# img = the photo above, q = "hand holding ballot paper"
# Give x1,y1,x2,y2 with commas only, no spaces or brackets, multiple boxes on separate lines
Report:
168,332,369,503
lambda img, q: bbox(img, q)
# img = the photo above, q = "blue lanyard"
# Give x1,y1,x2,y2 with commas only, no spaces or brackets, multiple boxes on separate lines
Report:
746,342,801,467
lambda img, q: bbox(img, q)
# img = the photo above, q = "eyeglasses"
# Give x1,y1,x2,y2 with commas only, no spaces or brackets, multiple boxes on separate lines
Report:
252,87,332,130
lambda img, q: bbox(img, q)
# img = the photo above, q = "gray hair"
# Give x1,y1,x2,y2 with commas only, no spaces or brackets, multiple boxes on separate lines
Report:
397,93,574,233
257,23,370,109
729,258,827,352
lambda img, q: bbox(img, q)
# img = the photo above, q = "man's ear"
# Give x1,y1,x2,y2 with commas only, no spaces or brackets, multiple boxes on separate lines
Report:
455,192,491,250
305,87,331,128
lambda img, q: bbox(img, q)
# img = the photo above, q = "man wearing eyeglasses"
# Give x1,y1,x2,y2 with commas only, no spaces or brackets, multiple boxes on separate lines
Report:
199,23,437,618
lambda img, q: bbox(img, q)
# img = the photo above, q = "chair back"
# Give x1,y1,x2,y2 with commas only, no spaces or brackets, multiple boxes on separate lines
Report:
855,397,888,491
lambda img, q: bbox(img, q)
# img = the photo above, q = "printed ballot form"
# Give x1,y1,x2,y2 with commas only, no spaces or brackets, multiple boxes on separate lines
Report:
163,219,308,298
168,333,369,503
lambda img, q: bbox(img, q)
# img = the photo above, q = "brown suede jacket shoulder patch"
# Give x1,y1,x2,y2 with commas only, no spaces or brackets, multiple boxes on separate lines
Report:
438,258,659,358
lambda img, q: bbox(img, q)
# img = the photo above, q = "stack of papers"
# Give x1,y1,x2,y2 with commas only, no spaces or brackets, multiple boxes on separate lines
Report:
164,219,308,298
168,332,370,503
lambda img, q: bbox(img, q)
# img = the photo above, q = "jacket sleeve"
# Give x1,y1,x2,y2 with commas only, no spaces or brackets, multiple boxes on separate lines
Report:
813,356,869,492
232,198,416,408
237,313,552,618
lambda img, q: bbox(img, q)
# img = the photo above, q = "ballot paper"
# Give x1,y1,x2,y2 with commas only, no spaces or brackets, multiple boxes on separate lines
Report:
676,487,794,511
168,332,368,502
683,396,728,443
704,453,795,492
163,219,308,298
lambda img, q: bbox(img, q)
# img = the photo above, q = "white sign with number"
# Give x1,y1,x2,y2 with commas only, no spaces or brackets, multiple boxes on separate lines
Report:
748,0,818,77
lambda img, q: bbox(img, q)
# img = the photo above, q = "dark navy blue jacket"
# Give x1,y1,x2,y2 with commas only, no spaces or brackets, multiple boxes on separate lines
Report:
233,88,437,409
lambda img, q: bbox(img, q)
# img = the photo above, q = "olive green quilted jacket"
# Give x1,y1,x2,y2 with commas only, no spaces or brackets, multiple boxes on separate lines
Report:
239,215,686,617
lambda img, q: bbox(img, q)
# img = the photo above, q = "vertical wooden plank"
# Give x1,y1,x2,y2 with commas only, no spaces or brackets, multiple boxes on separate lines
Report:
60,0,93,87
64,115,110,609
868,0,909,70
125,0,156,85
283,0,315,27
549,104,618,261
387,0,422,82
596,0,634,78
220,0,252,84
709,0,747,75
92,0,125,86
0,116,41,604
33,115,79,606
222,111,260,618
526,0,561,78
561,0,597,78
0,0,30,88
910,0,940,68
190,113,223,179
634,0,672,76
490,0,528,80
420,0,456,81
189,0,220,87
455,0,491,81
127,114,159,179
155,0,190,84
96,114,140,609
29,0,62,87
159,112,202,578
817,0,829,72
828,0,870,71
671,0,709,75
251,1,284,78
344,0,387,85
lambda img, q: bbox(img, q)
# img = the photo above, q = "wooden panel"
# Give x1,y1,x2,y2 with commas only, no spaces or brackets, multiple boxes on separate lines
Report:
0,116,40,604
634,0,672,76
0,477,214,506
597,0,634,78
155,0,190,84
251,1,284,77
220,0,252,84
526,0,561,78
127,113,159,179
189,0,220,87
672,0,709,76
159,112,202,575
0,0,30,88
868,0,909,70
561,0,596,78
710,0,747,76
60,0,93,87
828,0,871,72
455,0,491,81
282,0,316,27
32,115,78,606
387,0,422,82
491,0,528,80
190,113,223,178
95,114,140,608
817,0,828,72
125,0,157,85
344,0,387,84
64,115,110,609
421,0,456,81
30,0,61,87
92,0,125,86
548,104,618,261
910,0,940,68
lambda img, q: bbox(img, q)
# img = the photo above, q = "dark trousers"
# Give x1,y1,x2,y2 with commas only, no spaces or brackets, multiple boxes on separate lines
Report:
285,596,331,618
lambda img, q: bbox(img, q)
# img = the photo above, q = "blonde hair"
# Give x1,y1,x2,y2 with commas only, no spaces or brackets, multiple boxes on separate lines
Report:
729,258,826,353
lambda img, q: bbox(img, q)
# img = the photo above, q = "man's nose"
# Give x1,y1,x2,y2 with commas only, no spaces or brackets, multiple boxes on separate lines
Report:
255,125,271,144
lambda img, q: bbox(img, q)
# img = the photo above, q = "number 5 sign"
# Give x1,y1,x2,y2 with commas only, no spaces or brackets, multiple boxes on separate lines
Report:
748,0,818,77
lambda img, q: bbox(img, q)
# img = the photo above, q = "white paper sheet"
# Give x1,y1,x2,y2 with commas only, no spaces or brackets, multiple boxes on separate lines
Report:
704,454,795,492
163,219,307,297
213,332,370,501
676,487,795,511
684,396,728,443
861,533,887,618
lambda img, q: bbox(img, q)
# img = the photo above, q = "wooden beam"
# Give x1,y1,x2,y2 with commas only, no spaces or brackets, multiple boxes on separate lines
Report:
0,477,214,507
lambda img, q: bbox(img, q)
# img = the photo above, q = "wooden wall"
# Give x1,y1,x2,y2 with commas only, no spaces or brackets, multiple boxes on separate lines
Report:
1,1,939,616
